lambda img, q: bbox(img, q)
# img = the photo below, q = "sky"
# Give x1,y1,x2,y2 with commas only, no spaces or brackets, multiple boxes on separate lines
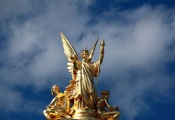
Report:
0,0,175,120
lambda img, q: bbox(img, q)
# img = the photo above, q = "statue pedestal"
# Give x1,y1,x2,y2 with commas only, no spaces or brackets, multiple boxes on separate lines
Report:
71,110,98,120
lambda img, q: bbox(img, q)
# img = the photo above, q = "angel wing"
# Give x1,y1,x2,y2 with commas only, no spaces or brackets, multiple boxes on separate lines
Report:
60,32,78,74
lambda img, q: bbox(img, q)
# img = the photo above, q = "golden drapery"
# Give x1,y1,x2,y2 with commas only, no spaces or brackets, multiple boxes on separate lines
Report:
75,61,100,110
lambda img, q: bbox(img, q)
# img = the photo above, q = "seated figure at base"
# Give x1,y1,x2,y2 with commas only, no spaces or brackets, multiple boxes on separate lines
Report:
43,85,70,120
97,90,120,120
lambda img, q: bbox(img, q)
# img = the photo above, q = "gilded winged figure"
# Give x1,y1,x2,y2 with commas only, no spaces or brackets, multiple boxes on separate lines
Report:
60,32,105,110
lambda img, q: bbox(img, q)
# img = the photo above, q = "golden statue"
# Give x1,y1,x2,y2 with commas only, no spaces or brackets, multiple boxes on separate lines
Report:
43,85,70,120
43,32,120,120
60,32,105,111
97,90,120,120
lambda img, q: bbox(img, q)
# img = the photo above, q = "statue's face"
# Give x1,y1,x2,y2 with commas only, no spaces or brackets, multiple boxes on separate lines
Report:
51,88,56,95
51,86,60,95
81,51,89,60
105,94,110,99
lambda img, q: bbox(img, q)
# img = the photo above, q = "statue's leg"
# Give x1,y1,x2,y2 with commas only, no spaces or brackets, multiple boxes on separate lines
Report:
105,111,120,120
113,111,120,120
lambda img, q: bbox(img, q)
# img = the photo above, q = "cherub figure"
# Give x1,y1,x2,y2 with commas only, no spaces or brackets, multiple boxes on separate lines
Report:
97,90,120,120
60,32,105,110
43,85,70,120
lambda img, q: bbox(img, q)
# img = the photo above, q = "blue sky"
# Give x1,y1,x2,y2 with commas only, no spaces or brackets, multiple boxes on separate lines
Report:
0,0,175,120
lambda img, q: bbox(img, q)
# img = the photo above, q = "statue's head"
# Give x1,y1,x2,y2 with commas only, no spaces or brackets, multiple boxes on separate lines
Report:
51,85,60,96
101,90,110,99
81,48,89,60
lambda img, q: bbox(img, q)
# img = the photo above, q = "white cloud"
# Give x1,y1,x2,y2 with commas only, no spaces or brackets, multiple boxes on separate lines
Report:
0,0,31,20
0,85,23,112
0,84,44,114
0,0,92,113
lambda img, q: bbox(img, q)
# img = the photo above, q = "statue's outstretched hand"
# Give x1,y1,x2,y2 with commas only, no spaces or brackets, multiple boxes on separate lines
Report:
109,106,115,111
113,106,119,110
100,39,105,46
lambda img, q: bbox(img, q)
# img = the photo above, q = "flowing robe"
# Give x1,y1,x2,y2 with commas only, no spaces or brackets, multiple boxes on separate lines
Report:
74,61,100,110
